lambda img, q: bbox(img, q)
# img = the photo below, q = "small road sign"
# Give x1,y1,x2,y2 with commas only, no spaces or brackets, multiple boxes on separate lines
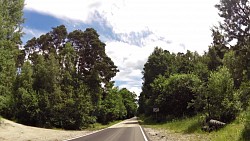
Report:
153,108,159,112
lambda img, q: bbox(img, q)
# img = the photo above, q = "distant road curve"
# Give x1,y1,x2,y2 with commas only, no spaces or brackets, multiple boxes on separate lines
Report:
66,117,149,141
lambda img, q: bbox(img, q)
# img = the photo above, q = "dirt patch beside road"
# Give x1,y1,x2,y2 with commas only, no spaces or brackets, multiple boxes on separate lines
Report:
144,127,209,141
0,119,94,141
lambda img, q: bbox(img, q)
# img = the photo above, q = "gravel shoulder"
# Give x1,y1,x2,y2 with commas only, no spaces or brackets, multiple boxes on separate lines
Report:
0,119,95,141
144,127,210,141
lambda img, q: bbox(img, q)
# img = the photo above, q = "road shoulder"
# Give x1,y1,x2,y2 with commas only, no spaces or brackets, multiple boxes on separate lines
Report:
144,127,209,141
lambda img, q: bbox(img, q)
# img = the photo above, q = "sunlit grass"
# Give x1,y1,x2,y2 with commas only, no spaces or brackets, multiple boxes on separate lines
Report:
208,110,250,141
208,123,243,141
139,110,250,141
140,115,204,133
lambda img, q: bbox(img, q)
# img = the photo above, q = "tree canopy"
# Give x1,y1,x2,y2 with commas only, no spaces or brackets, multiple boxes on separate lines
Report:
0,13,137,129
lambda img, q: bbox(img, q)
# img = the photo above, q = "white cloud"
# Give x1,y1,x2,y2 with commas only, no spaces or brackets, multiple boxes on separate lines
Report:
24,0,221,95
119,82,143,98
25,0,220,53
105,38,186,95
25,0,98,22
23,27,45,38
106,0,220,53
22,27,46,43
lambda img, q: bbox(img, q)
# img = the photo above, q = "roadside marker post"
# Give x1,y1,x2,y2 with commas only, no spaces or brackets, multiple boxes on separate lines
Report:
153,108,159,121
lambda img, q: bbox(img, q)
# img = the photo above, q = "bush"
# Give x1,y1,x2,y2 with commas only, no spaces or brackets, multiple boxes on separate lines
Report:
151,74,201,117
238,82,250,110
204,67,241,122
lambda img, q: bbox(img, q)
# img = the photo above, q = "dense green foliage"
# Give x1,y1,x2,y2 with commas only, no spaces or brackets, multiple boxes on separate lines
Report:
0,0,137,129
194,67,242,122
151,74,201,117
139,0,250,124
0,0,24,117
11,26,137,129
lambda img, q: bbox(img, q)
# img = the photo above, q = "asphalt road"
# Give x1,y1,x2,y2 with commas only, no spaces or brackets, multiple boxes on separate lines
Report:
67,117,148,141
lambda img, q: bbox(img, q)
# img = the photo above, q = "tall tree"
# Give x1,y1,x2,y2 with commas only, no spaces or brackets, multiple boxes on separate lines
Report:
98,83,126,124
139,47,175,115
24,26,119,106
17,25,119,128
214,0,250,86
0,0,24,44
120,88,137,118
68,28,118,105
215,0,250,46
0,0,24,116
13,62,38,125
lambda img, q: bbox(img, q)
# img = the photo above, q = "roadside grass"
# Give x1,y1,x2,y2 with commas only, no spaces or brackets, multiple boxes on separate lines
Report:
139,115,204,133
139,110,250,141
207,110,250,141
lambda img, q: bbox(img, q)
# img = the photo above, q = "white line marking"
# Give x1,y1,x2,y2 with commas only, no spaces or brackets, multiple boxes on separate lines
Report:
65,117,142,141
63,128,107,141
64,120,125,141
139,125,149,141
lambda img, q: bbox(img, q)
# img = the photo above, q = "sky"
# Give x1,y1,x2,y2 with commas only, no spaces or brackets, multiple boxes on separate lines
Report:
23,0,221,96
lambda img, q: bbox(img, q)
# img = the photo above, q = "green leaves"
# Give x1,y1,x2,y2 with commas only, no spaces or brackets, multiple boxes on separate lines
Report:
139,47,208,116
0,41,22,118
192,67,241,122
215,0,250,45
120,88,137,118
0,0,24,44
139,47,242,123
24,26,119,107
151,74,201,117
0,0,129,129
4,25,129,129
206,67,241,122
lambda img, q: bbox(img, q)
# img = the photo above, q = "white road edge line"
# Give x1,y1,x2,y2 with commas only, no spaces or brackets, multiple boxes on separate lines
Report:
139,125,149,141
63,120,123,141
63,128,107,141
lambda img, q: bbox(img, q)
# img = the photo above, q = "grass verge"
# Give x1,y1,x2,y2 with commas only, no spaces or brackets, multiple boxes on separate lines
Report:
140,115,205,133
139,111,250,141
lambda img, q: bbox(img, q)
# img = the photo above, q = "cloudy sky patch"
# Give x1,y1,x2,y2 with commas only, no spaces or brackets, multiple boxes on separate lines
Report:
23,0,220,95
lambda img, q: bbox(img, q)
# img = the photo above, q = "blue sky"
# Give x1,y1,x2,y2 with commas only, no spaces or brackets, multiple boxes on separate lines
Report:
23,0,220,95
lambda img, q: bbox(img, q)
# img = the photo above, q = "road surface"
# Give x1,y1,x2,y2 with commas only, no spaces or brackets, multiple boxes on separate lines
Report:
66,117,149,141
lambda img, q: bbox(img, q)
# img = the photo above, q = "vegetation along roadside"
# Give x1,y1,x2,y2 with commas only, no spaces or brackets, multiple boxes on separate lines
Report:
138,0,250,141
